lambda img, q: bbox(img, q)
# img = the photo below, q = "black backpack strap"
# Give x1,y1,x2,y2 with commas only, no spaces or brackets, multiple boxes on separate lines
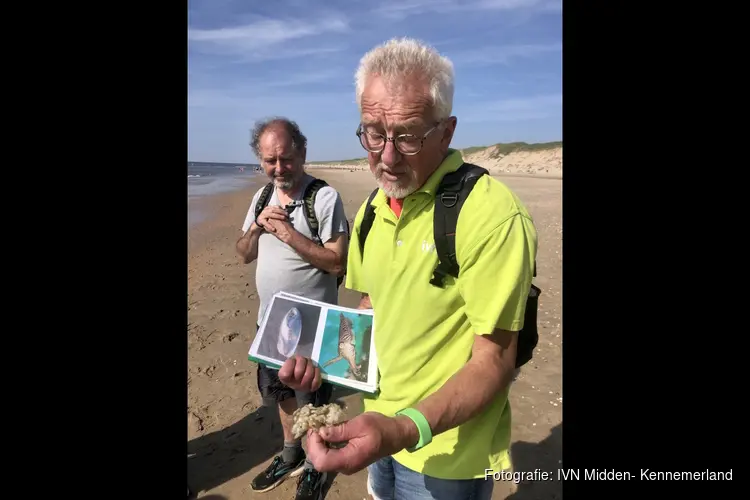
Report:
302,178,329,244
254,182,274,220
430,163,489,288
300,178,348,287
358,188,379,256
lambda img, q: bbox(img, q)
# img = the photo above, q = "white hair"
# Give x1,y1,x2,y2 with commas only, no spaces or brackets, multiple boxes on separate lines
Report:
354,37,455,121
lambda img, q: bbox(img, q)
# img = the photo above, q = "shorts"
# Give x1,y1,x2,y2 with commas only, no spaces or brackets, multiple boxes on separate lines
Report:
255,324,333,408
367,456,494,500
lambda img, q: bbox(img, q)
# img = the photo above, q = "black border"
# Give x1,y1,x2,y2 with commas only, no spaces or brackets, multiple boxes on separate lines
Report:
562,3,734,498
46,5,189,498
47,2,734,497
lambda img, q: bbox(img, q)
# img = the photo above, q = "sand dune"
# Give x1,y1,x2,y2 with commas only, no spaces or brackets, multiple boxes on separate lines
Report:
305,142,563,178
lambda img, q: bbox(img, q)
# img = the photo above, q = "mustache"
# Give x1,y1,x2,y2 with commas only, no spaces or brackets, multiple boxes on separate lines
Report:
376,164,409,175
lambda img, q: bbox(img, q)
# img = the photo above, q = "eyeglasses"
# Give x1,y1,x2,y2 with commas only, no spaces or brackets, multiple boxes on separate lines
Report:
356,122,440,156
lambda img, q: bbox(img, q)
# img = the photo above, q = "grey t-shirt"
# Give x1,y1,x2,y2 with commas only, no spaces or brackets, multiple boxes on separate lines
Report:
241,174,349,323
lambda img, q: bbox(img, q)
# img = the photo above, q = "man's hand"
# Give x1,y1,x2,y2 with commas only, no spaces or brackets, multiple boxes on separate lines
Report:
265,217,295,244
357,294,372,310
306,412,418,475
256,206,289,233
278,355,322,393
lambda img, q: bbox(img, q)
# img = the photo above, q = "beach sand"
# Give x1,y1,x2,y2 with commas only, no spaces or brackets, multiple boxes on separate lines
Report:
187,169,562,499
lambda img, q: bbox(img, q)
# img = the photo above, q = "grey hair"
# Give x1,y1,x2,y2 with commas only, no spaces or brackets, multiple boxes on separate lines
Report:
354,37,455,121
250,117,308,160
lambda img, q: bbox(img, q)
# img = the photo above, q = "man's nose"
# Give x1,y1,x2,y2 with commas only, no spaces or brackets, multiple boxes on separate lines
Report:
380,140,401,167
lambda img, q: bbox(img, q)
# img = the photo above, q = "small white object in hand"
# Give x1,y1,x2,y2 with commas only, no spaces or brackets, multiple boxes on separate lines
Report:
292,403,347,439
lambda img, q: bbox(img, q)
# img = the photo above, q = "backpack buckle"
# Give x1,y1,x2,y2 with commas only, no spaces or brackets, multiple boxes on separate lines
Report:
440,192,459,208
429,268,449,288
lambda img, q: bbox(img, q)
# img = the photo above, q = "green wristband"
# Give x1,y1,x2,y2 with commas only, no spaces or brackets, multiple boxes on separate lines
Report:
396,408,433,452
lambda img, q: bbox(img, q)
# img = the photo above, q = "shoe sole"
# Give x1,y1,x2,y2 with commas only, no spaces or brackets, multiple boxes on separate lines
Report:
252,465,305,493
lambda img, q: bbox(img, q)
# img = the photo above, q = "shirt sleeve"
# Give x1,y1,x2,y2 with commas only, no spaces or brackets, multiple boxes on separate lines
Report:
314,186,350,244
458,213,538,334
241,188,264,234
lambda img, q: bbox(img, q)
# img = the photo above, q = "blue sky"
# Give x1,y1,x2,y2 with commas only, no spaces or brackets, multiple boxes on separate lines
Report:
188,0,562,163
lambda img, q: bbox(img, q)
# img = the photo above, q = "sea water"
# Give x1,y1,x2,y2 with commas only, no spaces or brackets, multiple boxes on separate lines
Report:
188,163,260,226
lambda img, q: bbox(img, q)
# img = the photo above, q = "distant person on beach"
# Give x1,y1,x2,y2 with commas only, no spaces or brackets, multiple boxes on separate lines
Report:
235,117,349,500
276,38,538,500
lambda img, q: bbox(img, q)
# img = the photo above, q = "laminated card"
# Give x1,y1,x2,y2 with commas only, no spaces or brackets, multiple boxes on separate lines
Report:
248,292,378,394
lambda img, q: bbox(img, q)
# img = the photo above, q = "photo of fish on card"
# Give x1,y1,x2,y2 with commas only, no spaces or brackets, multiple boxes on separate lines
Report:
319,310,373,383
251,297,320,363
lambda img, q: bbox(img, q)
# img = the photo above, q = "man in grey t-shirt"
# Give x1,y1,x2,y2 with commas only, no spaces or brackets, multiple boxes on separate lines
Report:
235,117,349,500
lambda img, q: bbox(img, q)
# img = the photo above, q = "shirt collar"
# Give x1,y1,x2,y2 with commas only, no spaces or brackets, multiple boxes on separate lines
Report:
415,149,464,198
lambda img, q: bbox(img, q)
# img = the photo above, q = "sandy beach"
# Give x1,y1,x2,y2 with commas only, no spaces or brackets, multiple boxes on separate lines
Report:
187,168,562,500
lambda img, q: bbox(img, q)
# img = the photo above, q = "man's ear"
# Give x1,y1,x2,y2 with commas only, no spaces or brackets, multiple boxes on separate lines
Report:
441,116,457,149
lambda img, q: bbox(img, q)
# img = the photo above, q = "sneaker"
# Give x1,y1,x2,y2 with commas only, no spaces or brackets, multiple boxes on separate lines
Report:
250,454,306,493
295,468,328,500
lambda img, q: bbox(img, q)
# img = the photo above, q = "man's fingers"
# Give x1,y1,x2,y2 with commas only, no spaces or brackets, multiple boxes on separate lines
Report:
306,430,331,470
278,357,296,382
264,219,278,232
300,360,316,390
264,207,288,219
306,430,347,473
265,212,288,221
293,355,308,382
309,439,361,475
320,421,354,443
311,367,322,392
259,217,275,232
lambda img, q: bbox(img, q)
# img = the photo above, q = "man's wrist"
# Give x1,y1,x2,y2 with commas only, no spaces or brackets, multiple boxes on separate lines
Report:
394,415,420,451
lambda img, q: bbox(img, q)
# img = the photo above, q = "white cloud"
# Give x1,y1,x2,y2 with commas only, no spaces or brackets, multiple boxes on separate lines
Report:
454,42,561,66
188,88,351,113
187,14,350,59
471,0,550,10
460,93,561,123
371,0,559,20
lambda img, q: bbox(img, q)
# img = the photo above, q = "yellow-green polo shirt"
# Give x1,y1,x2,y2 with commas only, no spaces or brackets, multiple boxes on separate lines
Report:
346,149,538,480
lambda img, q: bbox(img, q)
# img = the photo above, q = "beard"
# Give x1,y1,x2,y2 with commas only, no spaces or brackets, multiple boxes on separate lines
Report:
373,163,419,199
271,172,294,190
273,177,293,190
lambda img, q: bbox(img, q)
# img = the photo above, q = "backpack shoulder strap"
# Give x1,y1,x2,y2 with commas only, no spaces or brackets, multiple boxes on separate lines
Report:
430,163,489,288
358,188,380,256
254,182,274,219
302,178,329,244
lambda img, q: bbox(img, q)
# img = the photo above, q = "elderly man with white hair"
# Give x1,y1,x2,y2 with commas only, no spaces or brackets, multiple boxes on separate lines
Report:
278,37,538,500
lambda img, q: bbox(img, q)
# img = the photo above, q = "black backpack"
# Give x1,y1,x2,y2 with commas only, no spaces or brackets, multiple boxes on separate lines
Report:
357,162,540,369
254,179,348,288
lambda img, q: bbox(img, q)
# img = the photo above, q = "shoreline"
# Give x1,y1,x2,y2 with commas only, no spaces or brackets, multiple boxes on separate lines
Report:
188,175,261,229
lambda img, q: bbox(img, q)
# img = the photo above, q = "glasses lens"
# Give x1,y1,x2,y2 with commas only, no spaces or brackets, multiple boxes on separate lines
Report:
360,132,385,152
395,135,421,155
